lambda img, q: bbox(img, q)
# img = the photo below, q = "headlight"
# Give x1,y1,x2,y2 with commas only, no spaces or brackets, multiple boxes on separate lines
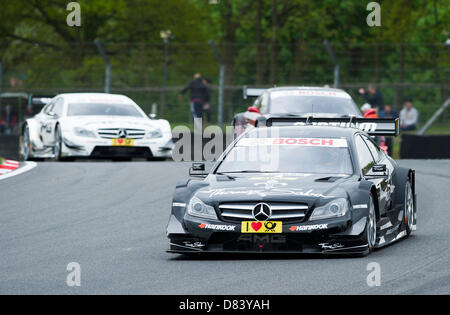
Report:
146,128,163,138
187,196,218,220
74,127,96,138
309,198,349,221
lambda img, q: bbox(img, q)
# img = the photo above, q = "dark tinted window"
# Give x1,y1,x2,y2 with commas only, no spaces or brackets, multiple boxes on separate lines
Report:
217,137,353,175
67,103,143,117
361,134,381,162
355,135,375,174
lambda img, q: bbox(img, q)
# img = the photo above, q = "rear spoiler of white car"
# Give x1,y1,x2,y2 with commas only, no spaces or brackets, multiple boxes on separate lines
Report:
243,86,267,99
30,95,54,105
265,116,400,137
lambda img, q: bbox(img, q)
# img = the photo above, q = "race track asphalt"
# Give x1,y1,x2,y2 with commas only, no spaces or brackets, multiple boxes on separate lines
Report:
1,160,450,295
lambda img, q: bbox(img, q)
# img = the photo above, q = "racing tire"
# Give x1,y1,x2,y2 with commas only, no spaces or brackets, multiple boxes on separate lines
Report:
404,180,415,237
54,125,73,162
363,194,377,255
20,124,32,161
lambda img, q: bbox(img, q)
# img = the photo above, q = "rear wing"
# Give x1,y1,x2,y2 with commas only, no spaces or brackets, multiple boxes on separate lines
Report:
243,86,267,99
265,116,400,137
30,95,54,105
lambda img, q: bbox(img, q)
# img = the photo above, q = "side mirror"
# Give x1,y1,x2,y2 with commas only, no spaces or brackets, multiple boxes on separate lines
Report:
189,163,208,176
372,164,386,173
148,113,156,119
48,111,57,117
366,164,388,179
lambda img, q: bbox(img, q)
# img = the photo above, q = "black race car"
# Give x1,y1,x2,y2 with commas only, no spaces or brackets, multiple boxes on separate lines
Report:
233,86,362,136
167,117,416,256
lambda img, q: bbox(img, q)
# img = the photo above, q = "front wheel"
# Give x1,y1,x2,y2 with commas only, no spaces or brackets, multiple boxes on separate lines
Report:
365,195,377,253
20,125,32,161
54,125,63,161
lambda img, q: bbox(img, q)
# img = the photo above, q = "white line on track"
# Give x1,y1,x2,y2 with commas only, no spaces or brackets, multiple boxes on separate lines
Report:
0,162,37,181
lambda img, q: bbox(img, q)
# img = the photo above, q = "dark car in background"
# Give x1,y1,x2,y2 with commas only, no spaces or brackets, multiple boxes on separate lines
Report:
233,86,362,136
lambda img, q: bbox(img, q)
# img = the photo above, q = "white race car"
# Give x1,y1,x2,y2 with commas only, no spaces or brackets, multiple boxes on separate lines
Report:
20,93,173,161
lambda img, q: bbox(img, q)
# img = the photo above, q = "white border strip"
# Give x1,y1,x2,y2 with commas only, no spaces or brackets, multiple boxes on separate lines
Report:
0,162,37,181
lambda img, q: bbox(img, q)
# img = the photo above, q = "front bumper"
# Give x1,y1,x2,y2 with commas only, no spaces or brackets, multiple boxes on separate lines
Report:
61,135,173,159
167,213,369,255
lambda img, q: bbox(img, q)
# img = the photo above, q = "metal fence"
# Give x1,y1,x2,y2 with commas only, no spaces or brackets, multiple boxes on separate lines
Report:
1,42,448,133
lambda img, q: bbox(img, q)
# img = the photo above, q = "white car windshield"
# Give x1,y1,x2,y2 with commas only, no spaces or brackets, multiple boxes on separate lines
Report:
269,90,360,116
67,103,143,117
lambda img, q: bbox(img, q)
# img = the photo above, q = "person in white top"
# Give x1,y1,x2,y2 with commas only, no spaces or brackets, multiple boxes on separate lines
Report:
400,100,419,131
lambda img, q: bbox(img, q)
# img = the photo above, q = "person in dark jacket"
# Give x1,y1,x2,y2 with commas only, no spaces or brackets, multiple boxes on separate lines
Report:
202,78,213,125
179,73,209,129
359,84,384,111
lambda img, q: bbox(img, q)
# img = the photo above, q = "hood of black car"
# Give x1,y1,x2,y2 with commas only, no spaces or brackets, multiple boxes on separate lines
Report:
194,173,351,206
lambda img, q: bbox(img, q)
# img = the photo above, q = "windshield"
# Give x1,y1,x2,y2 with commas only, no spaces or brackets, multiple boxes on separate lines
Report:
269,90,360,116
216,137,353,175
67,103,143,117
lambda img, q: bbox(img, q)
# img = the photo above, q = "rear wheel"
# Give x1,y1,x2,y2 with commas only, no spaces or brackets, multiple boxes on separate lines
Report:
366,195,377,253
404,181,414,236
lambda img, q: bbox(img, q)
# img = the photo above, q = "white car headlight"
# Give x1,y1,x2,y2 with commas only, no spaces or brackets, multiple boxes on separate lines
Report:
309,198,349,221
187,196,218,220
146,128,163,138
74,127,96,138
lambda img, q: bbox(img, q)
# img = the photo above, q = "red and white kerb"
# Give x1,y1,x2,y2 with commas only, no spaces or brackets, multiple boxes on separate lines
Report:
0,159,20,174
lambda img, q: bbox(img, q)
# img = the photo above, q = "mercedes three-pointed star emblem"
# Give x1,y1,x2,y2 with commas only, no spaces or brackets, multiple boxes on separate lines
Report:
252,203,272,221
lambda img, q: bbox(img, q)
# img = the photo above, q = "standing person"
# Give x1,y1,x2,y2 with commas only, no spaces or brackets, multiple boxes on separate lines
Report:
400,100,419,131
380,105,399,156
359,84,384,111
179,73,209,130
360,103,378,118
202,78,213,125
380,104,398,120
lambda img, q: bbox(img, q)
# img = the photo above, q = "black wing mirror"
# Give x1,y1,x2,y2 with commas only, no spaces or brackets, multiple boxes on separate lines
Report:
189,163,208,176
366,164,389,179
372,164,386,173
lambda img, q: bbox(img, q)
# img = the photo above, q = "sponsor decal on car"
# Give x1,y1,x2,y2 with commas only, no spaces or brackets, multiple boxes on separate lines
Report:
241,221,282,233
182,241,205,248
112,138,134,146
289,224,328,232
198,223,236,231
319,242,345,250
237,137,348,148
237,234,286,244
200,188,328,198
271,90,351,99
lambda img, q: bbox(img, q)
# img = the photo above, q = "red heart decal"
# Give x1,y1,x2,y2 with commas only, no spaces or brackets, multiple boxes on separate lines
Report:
251,222,262,231
118,139,124,144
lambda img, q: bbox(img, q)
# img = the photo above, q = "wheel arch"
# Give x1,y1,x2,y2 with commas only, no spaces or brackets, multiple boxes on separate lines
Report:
393,166,414,208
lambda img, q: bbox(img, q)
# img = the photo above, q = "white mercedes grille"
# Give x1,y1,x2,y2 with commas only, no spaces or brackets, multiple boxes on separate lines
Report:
97,128,146,139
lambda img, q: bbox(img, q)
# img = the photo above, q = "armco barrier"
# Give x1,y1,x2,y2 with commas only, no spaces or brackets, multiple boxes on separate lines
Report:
0,135,20,161
401,134,450,159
